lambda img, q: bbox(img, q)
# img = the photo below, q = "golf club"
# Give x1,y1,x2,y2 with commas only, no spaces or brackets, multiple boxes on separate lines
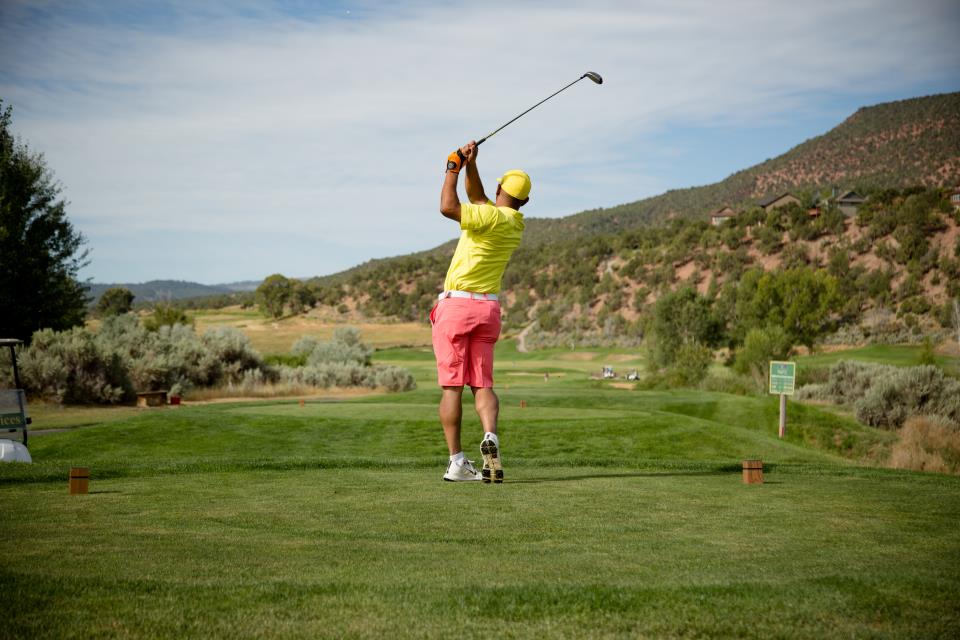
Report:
476,71,603,146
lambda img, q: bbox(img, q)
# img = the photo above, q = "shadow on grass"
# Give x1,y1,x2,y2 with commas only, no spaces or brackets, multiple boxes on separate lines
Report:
509,470,732,484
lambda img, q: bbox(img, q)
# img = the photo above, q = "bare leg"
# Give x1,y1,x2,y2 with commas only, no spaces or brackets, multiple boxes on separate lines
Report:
472,386,499,435
473,386,503,483
439,386,464,454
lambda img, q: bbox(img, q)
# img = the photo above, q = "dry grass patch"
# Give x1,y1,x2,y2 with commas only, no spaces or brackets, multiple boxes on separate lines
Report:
889,415,960,475
193,308,431,354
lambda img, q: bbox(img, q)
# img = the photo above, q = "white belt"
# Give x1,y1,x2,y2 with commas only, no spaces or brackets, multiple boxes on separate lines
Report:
438,290,498,301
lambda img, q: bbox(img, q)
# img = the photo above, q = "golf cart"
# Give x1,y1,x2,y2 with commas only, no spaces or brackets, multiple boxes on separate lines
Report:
0,338,32,463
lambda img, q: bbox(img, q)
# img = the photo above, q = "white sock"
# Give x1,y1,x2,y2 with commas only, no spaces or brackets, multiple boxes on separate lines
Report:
449,451,465,463
483,432,499,446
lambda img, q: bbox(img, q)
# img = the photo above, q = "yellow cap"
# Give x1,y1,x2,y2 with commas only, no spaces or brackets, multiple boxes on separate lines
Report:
497,169,531,201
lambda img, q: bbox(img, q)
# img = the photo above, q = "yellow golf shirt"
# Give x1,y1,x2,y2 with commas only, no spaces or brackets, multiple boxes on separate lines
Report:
443,200,525,294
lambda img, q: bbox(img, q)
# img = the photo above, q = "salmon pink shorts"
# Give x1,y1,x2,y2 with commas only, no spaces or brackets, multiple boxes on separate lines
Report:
430,297,502,388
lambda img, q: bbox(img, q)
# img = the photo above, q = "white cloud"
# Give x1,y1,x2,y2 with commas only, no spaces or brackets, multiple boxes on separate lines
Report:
1,0,958,282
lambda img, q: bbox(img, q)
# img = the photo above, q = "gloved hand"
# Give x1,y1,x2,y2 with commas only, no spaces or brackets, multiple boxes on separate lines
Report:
446,149,465,174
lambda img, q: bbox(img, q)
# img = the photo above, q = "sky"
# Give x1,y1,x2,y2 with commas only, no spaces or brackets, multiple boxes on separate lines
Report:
1,0,958,285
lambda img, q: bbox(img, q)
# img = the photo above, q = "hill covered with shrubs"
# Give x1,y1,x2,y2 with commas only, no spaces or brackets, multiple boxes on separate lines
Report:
297,186,958,353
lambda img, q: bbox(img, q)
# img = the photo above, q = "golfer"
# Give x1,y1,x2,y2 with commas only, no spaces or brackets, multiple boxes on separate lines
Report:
432,140,529,483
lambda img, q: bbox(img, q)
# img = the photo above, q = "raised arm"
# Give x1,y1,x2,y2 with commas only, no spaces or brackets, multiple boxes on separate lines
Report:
440,167,461,222
440,142,482,222
462,141,488,205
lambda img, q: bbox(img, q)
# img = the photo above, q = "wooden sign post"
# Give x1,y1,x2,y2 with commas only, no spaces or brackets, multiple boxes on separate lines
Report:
769,361,796,438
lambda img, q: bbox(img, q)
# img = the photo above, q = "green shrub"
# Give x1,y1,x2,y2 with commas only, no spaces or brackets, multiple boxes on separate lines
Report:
807,360,881,406
294,328,373,366
263,353,308,367
898,295,931,316
755,225,782,254
143,303,192,331
256,274,294,319
666,341,712,387
648,288,722,369
19,316,269,403
18,327,131,403
733,325,792,388
700,370,755,396
804,360,960,429
918,337,936,366
277,363,415,392
854,366,960,430
285,329,414,391
96,287,135,317
796,365,829,387
371,366,418,392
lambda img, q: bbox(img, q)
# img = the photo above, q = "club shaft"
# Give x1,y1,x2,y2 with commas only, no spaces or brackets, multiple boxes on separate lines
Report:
476,76,587,145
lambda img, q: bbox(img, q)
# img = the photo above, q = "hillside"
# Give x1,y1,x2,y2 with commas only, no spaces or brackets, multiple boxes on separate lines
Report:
303,185,960,354
521,91,960,244
312,92,959,289
86,279,261,304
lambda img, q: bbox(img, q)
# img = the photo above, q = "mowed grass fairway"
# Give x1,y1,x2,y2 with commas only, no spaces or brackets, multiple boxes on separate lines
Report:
3,349,960,638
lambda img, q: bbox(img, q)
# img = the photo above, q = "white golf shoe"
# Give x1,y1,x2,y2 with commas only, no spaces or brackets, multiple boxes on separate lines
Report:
480,434,503,484
443,457,482,482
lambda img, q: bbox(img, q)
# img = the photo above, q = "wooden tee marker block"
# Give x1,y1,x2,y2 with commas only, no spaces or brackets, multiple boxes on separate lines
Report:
742,459,764,484
69,467,89,495
136,391,167,408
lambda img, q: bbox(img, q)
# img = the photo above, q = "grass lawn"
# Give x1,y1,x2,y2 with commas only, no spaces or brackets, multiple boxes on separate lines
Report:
796,343,960,376
2,366,957,638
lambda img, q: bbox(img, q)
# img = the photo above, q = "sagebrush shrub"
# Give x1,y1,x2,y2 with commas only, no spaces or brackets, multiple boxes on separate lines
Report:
18,327,131,403
21,319,414,403
294,327,372,366
372,366,417,392
20,317,268,403
803,360,960,429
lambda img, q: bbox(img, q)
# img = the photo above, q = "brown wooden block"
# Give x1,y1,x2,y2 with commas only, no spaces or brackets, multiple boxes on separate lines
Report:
742,459,763,484
69,467,89,495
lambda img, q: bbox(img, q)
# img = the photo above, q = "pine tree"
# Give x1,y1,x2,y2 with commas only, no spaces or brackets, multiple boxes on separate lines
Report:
0,100,90,342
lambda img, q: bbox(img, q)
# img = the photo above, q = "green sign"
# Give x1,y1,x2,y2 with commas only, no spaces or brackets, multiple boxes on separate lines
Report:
769,361,796,395
0,412,26,429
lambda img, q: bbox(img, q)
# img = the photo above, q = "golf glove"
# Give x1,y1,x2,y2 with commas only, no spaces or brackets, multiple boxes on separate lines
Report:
446,149,465,174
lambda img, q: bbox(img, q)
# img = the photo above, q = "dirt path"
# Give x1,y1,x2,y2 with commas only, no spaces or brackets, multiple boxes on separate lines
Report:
516,322,536,353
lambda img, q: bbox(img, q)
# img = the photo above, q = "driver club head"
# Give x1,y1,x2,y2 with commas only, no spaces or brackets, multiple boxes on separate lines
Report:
583,71,603,84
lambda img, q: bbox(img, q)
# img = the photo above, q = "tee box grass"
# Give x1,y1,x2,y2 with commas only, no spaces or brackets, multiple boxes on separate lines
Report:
2,349,959,638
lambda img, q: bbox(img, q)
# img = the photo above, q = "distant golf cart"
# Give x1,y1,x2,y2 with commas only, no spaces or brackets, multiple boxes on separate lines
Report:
601,365,616,379
0,339,32,463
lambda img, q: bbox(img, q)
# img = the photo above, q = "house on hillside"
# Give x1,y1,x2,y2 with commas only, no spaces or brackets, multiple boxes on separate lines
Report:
836,190,866,217
951,188,960,211
758,193,801,212
709,206,737,226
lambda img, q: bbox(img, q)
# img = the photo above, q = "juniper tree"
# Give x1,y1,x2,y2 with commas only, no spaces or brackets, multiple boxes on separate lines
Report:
0,100,89,341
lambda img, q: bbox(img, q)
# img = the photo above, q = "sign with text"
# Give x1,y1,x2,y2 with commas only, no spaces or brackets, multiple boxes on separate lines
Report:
769,361,796,395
